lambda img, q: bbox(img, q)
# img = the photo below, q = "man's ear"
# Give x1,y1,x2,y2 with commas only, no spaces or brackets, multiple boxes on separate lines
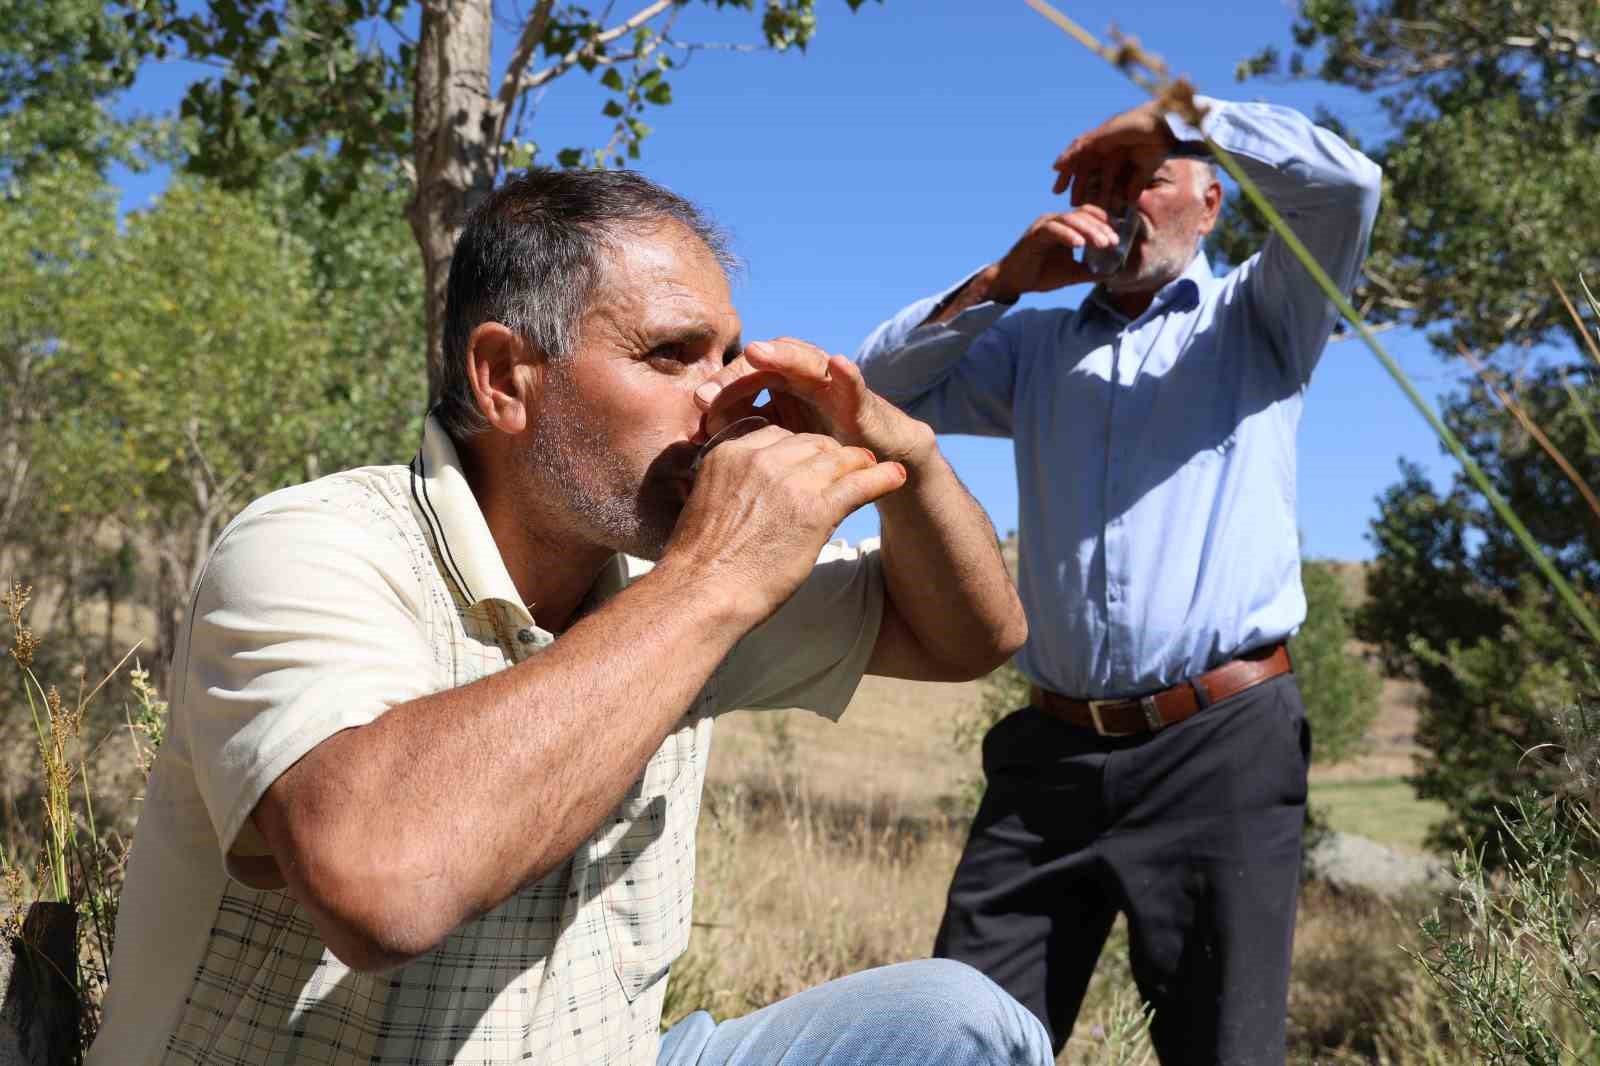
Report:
1196,170,1224,237
465,322,543,435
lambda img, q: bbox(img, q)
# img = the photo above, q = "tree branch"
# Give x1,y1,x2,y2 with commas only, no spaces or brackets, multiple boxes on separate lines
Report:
1503,29,1598,67
1330,16,1596,84
493,0,557,150
518,0,673,93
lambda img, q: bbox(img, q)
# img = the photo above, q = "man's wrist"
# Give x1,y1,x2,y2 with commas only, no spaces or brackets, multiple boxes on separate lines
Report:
642,554,766,635
849,399,937,468
972,263,1021,307
925,265,1017,326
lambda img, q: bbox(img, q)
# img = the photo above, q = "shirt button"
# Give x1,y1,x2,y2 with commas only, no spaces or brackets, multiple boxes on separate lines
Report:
516,628,537,645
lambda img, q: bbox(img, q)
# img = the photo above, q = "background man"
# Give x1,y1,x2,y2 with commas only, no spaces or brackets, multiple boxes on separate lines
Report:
854,96,1382,1063
91,168,1050,1066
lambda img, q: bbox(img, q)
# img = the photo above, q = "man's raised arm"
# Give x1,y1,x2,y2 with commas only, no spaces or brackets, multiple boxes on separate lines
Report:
1163,96,1382,381
693,338,1026,683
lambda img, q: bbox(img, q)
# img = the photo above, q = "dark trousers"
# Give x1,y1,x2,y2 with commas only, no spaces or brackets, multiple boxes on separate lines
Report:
933,674,1310,1065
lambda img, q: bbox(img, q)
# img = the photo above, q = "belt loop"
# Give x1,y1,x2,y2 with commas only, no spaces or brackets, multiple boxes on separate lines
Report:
1190,676,1211,710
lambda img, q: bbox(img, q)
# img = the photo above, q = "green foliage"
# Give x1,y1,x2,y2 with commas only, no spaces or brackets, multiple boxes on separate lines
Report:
56,180,339,525
1411,675,1600,1064
1227,0,1600,363
1359,364,1600,864
0,163,421,675
1237,2,1600,868
0,0,165,180
1295,559,1381,764
0,163,120,575
250,156,426,467
128,0,879,200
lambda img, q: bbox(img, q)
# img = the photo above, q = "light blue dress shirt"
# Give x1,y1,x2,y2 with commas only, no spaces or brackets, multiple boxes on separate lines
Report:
855,97,1382,700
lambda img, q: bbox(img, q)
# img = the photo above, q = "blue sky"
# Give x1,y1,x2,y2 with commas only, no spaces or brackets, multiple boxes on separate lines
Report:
112,0,1473,561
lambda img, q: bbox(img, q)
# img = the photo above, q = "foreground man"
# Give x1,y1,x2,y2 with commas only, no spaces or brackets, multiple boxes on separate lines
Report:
91,169,1048,1066
856,96,1381,1063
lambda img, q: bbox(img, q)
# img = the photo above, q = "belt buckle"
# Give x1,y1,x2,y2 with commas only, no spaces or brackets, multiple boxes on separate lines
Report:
1086,696,1164,736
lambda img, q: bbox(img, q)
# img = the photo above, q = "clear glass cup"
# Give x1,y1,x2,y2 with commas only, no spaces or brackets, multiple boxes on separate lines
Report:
1083,206,1140,278
689,414,772,478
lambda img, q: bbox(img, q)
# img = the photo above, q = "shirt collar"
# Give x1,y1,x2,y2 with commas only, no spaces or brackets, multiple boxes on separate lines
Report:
1083,250,1214,326
409,413,633,628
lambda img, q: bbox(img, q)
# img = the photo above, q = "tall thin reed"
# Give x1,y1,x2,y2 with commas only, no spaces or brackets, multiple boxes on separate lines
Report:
1456,343,1600,530
3,576,145,1048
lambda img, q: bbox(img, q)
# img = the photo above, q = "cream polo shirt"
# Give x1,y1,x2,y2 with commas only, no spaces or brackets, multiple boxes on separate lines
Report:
90,416,884,1066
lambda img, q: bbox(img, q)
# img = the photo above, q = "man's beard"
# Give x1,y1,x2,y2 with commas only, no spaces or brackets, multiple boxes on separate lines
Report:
1103,221,1200,296
522,377,682,560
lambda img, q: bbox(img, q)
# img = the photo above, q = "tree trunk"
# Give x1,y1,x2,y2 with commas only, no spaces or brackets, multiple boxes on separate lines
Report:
154,549,179,697
407,0,499,406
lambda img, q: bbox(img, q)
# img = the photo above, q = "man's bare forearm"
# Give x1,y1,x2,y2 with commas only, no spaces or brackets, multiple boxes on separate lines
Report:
254,558,750,969
873,440,1025,679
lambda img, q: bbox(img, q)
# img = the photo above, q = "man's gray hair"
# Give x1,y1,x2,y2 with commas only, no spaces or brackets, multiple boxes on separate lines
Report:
438,168,732,444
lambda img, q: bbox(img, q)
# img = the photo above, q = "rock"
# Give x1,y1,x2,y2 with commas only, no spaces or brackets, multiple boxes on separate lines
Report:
0,903,79,1066
1304,831,1454,898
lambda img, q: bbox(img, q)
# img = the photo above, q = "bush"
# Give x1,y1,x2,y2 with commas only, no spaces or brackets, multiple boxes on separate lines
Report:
1295,559,1382,765
1359,355,1600,866
1410,684,1600,1064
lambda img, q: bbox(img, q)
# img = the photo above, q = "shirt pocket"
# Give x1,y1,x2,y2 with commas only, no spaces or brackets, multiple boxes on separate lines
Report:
595,714,704,1003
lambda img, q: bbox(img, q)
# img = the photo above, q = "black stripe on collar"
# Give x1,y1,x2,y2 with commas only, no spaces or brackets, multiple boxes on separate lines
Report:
410,452,475,604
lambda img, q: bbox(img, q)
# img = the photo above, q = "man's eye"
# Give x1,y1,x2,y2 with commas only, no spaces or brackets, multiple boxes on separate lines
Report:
646,343,689,368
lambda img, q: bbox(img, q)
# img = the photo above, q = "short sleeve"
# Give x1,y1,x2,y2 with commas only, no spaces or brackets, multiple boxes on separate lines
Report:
176,489,443,873
714,540,885,720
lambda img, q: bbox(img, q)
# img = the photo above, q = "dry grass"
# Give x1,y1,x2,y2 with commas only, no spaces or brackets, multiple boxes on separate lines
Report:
676,768,1476,1064
705,674,986,816
680,676,1483,1065
7,552,1487,1062
664,779,965,1027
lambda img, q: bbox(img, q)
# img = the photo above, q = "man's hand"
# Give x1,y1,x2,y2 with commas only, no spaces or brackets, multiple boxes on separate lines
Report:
664,421,905,625
1052,99,1179,205
692,338,935,466
681,337,1024,682
982,206,1122,303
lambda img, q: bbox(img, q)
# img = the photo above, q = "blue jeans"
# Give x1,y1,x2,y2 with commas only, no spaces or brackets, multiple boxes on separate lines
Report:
657,958,1053,1066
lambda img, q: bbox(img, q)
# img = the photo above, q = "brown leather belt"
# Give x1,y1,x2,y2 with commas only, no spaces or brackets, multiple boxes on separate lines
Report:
1030,643,1292,737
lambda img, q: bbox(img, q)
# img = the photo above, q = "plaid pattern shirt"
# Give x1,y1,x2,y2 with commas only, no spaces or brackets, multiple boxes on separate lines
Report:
91,417,883,1066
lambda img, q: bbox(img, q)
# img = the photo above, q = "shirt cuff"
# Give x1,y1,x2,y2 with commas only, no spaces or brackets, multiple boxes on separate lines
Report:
914,268,1014,338
1165,94,1221,151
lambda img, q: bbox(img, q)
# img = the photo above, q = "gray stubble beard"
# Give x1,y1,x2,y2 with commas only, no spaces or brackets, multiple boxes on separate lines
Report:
523,374,679,561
